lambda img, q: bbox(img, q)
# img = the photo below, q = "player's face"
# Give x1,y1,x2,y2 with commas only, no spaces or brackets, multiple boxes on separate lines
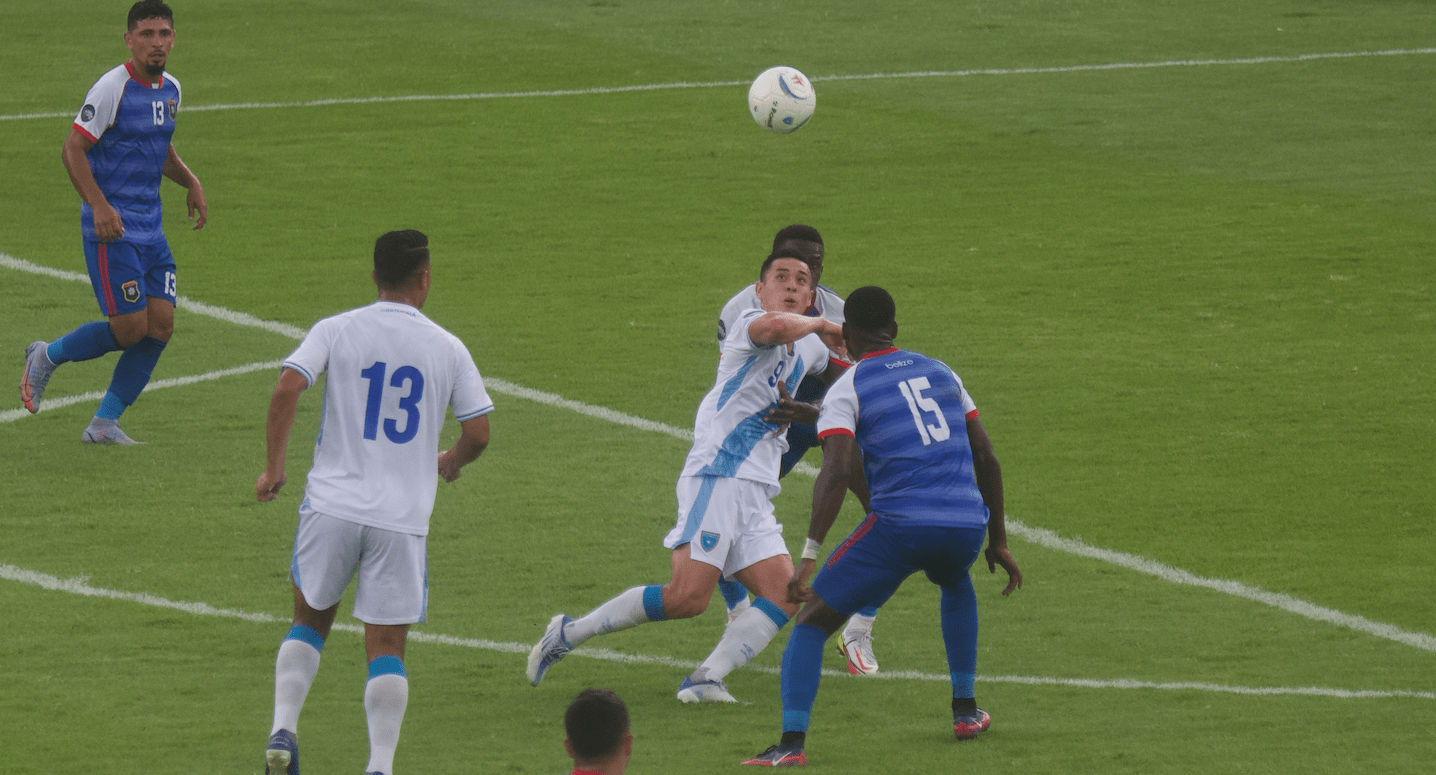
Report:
775,239,824,286
755,257,815,314
125,18,175,77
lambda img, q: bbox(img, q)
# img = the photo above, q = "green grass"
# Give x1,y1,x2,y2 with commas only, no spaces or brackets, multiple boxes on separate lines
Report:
2,1,1433,773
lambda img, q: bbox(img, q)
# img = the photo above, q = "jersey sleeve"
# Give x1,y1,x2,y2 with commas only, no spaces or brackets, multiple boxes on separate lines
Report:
282,317,338,388
73,66,127,143
449,338,495,422
717,285,759,350
816,366,859,439
944,362,980,419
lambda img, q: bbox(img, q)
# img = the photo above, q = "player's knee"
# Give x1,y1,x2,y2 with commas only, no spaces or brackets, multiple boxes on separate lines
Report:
147,316,174,342
109,319,146,349
660,587,711,620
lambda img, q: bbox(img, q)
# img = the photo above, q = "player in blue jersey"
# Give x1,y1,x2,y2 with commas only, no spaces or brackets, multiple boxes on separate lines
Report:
743,286,1022,767
716,225,886,676
528,250,847,704
19,0,208,444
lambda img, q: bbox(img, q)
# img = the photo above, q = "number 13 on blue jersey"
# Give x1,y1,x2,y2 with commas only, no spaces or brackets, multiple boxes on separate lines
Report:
360,361,426,443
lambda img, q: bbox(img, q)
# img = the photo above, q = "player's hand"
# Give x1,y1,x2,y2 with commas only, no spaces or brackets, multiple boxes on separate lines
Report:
787,557,818,604
256,470,286,502
438,449,462,483
93,201,124,242
765,380,820,427
186,182,208,230
985,544,1022,596
817,321,847,359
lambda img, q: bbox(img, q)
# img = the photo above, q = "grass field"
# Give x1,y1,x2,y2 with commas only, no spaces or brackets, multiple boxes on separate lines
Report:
2,1,1433,773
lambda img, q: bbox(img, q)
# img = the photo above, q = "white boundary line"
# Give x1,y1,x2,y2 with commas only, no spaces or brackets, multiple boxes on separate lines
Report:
2,48,1433,122
3,563,1428,700
4,252,1434,656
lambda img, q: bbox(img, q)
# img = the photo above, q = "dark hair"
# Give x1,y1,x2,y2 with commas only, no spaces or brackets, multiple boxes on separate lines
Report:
373,230,431,288
759,247,809,281
565,689,629,760
771,224,823,251
128,0,173,30
845,286,896,333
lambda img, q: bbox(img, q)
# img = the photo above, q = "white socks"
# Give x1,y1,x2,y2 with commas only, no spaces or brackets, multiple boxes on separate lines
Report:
271,638,321,735
564,586,655,647
696,598,788,681
364,673,409,775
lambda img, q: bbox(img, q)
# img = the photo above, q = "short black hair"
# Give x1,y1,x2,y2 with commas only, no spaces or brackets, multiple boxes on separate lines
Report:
772,224,823,251
373,229,431,288
760,247,809,281
844,286,896,333
565,689,629,760
128,0,173,30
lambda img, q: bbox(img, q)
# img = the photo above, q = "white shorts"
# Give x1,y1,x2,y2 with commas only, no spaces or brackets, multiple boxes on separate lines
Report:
291,511,428,625
663,475,789,579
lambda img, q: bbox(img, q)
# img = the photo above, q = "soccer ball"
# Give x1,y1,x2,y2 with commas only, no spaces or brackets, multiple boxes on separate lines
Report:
747,66,816,134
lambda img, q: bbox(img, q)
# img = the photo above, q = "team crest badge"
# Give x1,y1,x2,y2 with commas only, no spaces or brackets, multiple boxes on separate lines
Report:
121,280,141,304
700,531,720,552
81,104,96,122
167,99,177,120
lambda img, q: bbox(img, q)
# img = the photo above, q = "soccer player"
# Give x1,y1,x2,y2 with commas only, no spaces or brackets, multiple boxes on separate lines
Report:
528,250,846,703
743,286,1022,767
19,0,208,444
254,230,493,775
716,225,884,676
564,689,634,775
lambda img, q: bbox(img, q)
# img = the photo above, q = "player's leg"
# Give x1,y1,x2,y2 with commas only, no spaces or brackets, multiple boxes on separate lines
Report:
924,526,988,739
85,245,175,442
351,526,427,775
717,578,751,622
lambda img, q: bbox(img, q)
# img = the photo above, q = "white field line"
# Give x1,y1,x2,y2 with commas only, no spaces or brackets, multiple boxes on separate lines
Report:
0,359,282,424
4,255,1434,655
2,48,1433,122
3,563,1429,701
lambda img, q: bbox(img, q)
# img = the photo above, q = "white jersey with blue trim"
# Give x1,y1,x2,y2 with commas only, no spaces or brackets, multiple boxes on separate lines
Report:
817,347,988,528
282,301,494,536
716,283,845,350
682,307,832,487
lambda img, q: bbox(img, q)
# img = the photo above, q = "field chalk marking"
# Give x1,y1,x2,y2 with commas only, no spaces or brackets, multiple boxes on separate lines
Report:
2,48,1433,122
3,563,1429,701
4,253,1433,655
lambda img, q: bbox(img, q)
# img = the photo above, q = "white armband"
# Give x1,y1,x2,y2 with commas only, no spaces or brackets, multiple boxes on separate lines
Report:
801,537,822,561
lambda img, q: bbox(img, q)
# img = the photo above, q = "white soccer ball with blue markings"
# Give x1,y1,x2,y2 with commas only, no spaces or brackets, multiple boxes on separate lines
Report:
747,66,815,134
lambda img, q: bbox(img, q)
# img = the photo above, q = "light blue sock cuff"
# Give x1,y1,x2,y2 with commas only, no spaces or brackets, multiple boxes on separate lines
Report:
642,585,666,622
752,596,790,628
718,578,749,609
284,624,326,652
369,655,406,680
783,710,811,734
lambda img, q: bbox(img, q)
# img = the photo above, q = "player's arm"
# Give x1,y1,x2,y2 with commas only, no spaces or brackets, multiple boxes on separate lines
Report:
163,143,207,230
788,430,859,603
256,368,309,502
61,128,124,242
438,415,490,483
969,416,1021,595
748,311,843,351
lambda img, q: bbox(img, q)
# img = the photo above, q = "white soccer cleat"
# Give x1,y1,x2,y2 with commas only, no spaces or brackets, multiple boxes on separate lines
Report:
677,669,738,704
20,340,56,413
527,613,572,686
81,417,145,445
837,629,879,676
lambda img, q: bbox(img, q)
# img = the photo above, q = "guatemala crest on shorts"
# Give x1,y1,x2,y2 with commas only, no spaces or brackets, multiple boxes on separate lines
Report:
121,280,141,304
700,531,720,552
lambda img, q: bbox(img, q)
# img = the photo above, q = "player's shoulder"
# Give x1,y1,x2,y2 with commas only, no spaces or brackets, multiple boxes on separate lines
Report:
85,63,133,95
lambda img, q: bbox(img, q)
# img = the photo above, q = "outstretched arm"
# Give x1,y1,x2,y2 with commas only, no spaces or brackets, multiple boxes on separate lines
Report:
748,311,844,352
438,415,491,483
969,416,1021,595
256,368,309,501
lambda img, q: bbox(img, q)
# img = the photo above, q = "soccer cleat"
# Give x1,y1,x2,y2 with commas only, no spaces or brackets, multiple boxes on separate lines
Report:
953,708,991,740
836,630,879,675
264,729,300,775
741,743,807,767
526,613,572,686
81,417,144,445
676,670,737,704
20,341,56,414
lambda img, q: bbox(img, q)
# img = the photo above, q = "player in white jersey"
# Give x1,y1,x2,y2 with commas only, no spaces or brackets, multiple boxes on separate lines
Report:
528,250,846,703
254,230,493,775
715,225,886,676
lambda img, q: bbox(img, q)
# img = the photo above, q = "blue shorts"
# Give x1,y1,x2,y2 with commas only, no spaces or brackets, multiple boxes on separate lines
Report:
84,238,176,316
811,514,985,617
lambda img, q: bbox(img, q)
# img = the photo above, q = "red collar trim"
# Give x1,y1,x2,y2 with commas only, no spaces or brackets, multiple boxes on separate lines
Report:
859,346,901,361
572,770,607,775
124,61,163,88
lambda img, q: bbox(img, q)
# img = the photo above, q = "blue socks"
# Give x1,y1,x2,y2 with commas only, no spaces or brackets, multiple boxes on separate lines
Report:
780,622,828,734
718,579,749,610
97,335,167,420
47,321,120,365
941,576,979,699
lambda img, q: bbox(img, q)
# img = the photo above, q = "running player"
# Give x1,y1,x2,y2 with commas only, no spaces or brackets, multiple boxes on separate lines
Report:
20,0,208,444
716,225,884,676
743,286,1022,767
255,230,493,775
528,250,845,703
